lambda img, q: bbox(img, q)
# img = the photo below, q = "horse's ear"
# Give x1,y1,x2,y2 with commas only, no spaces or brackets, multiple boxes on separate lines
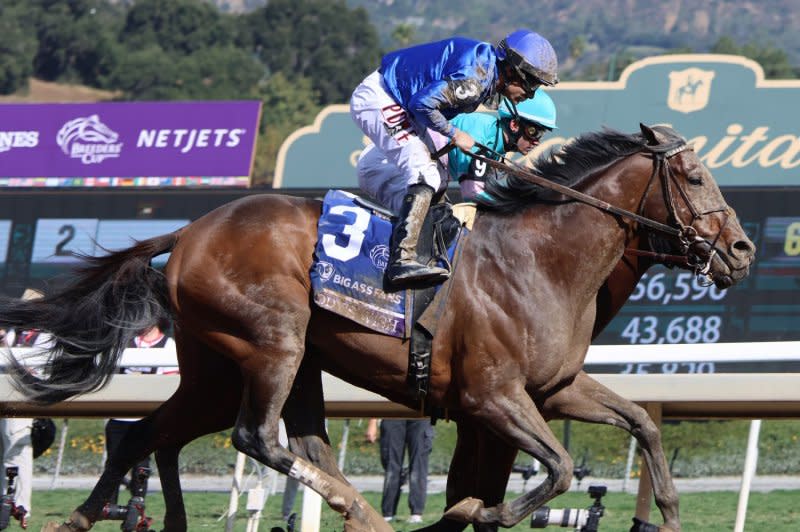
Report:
639,123,659,145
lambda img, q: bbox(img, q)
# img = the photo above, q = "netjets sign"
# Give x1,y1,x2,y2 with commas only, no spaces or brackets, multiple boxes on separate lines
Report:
274,54,800,189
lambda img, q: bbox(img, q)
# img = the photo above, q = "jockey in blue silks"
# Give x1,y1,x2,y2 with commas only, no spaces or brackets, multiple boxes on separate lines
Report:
357,91,558,211
351,29,558,286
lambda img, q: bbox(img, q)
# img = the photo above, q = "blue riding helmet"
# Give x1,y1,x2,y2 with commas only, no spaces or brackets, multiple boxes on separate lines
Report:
497,29,559,88
498,91,558,130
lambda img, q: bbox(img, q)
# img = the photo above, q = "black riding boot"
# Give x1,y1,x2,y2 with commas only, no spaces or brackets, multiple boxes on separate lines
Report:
386,184,450,286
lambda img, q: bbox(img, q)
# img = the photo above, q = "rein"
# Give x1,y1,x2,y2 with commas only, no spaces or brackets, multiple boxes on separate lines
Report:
464,138,725,277
467,141,684,238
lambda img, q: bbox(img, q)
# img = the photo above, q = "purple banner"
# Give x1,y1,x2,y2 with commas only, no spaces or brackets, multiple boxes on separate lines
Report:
0,101,261,181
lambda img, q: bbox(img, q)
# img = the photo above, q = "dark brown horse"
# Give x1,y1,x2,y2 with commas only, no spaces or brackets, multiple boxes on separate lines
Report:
1,125,754,532
113,235,665,532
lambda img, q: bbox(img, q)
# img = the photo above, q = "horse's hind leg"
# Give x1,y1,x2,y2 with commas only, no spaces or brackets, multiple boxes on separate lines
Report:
51,335,241,532
154,445,188,532
542,371,680,532
207,293,388,531
282,354,349,485
444,387,574,529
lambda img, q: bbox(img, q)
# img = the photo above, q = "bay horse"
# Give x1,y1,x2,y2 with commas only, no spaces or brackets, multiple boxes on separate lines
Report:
1,125,754,532
107,232,664,532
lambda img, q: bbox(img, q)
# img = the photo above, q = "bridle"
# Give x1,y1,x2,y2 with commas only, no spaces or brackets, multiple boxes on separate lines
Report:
464,137,731,281
632,140,731,280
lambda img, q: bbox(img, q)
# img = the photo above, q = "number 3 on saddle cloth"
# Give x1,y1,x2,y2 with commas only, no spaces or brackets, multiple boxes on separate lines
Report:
311,190,465,401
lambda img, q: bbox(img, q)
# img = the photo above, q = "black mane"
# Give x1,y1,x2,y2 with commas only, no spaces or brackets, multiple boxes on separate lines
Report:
476,127,661,213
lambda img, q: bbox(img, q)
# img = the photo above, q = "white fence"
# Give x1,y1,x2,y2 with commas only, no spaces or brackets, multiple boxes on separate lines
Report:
2,342,800,418
2,342,799,531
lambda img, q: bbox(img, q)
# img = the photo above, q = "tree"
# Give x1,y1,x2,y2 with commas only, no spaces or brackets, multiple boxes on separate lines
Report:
391,24,415,48
252,72,321,185
246,0,381,104
711,36,797,79
569,35,587,59
106,45,262,101
0,2,36,94
119,0,236,55
30,0,121,85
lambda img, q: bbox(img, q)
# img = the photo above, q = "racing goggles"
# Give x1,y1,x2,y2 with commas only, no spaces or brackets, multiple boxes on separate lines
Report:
514,70,541,98
520,121,549,143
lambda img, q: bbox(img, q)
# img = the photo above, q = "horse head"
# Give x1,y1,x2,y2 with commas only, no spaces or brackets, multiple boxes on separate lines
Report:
80,114,119,144
637,123,755,289
56,115,119,155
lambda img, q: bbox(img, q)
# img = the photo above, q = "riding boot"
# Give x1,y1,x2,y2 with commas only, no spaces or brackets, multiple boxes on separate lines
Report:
386,184,450,286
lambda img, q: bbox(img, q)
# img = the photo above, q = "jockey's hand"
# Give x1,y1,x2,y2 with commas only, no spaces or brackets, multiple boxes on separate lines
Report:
452,129,476,152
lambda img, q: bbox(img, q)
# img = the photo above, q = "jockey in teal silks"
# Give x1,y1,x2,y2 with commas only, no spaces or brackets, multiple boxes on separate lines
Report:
449,91,558,202
350,29,558,286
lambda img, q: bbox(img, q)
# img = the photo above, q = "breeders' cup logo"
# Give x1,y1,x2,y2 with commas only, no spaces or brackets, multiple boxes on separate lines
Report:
667,68,715,114
369,245,390,271
317,261,334,281
56,115,123,164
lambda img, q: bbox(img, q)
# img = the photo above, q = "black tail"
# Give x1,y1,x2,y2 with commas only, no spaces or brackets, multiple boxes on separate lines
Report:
0,232,179,403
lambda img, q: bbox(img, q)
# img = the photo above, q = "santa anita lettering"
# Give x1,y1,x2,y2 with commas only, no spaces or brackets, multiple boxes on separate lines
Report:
274,54,800,189
533,124,800,171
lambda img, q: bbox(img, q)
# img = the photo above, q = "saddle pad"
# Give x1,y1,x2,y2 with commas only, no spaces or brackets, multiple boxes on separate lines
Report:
311,190,407,337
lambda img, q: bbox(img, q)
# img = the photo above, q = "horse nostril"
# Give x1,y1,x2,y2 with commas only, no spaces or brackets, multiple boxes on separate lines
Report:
732,240,755,258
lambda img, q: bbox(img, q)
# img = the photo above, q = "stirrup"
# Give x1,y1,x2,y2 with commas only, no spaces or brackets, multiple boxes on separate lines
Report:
387,262,450,285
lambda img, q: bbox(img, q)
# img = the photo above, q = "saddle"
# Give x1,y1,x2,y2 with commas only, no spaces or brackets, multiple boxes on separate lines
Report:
310,190,466,409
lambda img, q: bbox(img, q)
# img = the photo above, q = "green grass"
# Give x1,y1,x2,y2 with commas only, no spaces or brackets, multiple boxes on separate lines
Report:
27,488,800,531
26,417,799,530
36,418,800,478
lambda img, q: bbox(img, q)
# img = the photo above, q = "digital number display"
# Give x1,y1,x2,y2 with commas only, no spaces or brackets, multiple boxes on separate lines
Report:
31,219,188,264
594,198,800,345
0,220,11,264
0,187,797,353
95,220,187,265
31,219,100,263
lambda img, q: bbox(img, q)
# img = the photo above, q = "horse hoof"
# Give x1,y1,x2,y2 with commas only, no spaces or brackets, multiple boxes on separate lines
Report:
443,497,485,523
342,519,392,532
40,522,88,532
40,511,92,532
630,517,661,532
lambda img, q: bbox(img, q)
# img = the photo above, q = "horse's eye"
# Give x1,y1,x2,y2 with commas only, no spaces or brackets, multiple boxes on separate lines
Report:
687,175,703,185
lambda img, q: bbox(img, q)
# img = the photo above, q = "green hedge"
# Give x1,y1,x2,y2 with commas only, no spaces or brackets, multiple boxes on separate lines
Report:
34,418,800,478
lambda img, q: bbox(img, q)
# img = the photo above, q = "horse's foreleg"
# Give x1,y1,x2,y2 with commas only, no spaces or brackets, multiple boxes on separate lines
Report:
542,371,680,532
444,387,573,529
415,420,516,532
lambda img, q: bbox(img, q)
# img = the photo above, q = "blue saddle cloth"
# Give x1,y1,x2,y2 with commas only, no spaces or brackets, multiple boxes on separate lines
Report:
311,190,408,337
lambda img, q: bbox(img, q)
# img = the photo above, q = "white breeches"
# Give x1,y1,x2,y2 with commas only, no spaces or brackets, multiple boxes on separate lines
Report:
351,71,447,202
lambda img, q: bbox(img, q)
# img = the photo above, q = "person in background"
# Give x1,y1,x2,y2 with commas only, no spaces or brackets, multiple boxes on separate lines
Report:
366,418,434,524
1,288,51,529
104,317,177,505
350,29,558,285
357,90,558,212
